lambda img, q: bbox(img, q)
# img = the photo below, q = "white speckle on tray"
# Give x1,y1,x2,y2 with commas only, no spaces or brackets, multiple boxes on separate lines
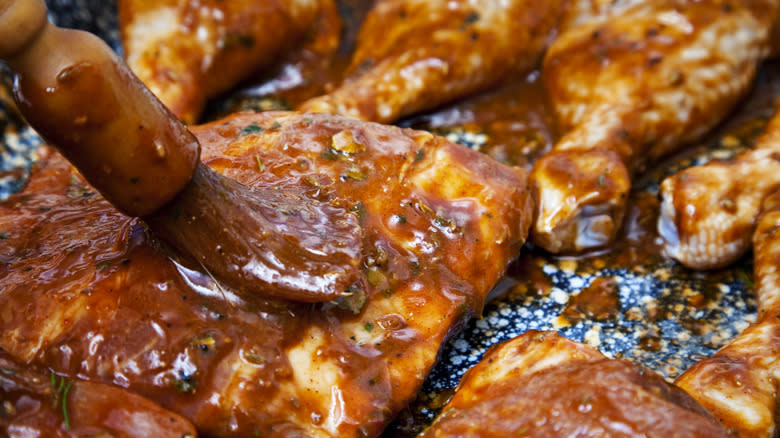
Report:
550,287,568,304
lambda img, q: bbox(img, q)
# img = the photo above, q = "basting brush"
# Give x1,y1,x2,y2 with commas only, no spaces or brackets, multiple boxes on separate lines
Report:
0,0,362,302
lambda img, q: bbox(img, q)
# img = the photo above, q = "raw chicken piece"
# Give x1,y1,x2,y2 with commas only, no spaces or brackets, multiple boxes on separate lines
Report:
419,330,729,437
298,0,564,123
675,189,780,437
0,111,532,437
119,0,340,123
531,0,777,253
0,351,197,437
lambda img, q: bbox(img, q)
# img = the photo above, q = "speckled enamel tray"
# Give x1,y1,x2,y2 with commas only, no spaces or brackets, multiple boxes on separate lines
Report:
0,1,763,435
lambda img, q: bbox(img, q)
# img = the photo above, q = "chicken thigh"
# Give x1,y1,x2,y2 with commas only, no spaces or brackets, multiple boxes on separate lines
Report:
658,104,780,269
119,0,340,124
0,111,533,437
299,0,778,257
531,0,778,253
419,330,730,437
0,351,197,437
298,0,564,123
675,189,780,438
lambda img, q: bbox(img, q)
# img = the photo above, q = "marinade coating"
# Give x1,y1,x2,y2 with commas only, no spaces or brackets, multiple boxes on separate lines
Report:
0,351,197,437
0,111,532,437
532,0,778,253
658,104,780,270
676,189,780,438
420,331,730,438
298,0,778,257
299,0,563,123
120,0,340,123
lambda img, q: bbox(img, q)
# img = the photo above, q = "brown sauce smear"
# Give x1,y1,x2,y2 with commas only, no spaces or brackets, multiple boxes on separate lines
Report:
420,357,729,437
5,1,780,436
561,276,622,325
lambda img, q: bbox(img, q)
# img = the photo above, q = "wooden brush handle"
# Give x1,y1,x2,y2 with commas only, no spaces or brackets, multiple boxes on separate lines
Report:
0,0,199,217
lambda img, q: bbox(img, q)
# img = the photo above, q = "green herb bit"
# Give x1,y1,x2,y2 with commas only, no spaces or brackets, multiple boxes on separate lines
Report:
395,215,407,224
350,201,368,224
320,147,340,161
457,301,468,316
50,373,73,430
364,321,374,332
333,283,367,314
414,148,425,162
463,12,480,24
346,165,367,181
269,121,282,130
243,350,266,365
173,375,196,393
0,232,8,239
96,260,112,271
241,123,263,135
61,380,72,430
255,155,264,172
191,333,217,353
129,177,140,184
738,268,754,289
597,172,607,188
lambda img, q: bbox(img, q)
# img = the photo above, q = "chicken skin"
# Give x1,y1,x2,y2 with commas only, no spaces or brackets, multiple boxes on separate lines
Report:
531,0,778,253
298,0,564,123
0,351,197,437
675,189,780,438
658,106,780,269
419,331,730,437
119,0,340,124
0,112,533,437
298,0,777,256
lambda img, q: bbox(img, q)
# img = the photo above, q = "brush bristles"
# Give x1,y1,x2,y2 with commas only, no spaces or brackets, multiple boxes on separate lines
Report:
145,162,363,302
